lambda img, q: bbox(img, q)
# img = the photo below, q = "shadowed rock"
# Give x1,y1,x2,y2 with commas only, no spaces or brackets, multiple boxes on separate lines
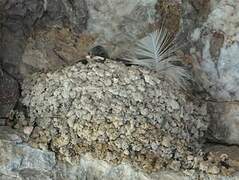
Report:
0,68,19,119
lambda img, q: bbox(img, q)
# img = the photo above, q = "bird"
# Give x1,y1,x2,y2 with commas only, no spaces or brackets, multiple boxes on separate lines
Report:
87,45,109,61
86,45,131,65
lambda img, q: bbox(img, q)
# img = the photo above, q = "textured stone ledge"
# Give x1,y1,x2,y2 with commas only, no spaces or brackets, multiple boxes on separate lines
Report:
1,126,239,180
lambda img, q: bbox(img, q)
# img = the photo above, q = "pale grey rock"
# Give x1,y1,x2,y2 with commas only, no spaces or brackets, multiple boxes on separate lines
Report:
151,171,190,180
55,155,150,180
18,145,56,172
58,155,239,180
54,155,195,180
0,127,56,179
190,0,239,101
19,169,53,180
0,174,22,180
0,126,23,144
187,0,239,145
207,102,239,145
86,0,157,57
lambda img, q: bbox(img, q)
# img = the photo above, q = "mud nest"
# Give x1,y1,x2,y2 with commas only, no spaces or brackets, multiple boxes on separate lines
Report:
16,59,210,172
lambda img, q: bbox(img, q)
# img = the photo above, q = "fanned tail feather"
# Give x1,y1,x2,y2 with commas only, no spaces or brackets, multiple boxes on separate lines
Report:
127,26,190,88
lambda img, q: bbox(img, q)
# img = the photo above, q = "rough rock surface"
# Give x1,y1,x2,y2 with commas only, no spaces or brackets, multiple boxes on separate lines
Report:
2,126,238,180
0,0,88,80
0,0,88,119
86,0,158,57
0,68,19,119
19,0,161,77
1,0,239,178
186,0,239,145
0,126,56,179
190,0,239,101
21,27,95,77
18,59,209,172
206,102,239,145
0,0,46,79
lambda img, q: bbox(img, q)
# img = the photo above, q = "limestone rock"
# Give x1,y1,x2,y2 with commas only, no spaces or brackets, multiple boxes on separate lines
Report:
207,102,239,145
0,127,56,179
86,0,158,57
189,0,239,100
185,0,239,145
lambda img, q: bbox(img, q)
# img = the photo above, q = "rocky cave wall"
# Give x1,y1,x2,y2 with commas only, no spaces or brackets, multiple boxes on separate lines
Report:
0,0,88,119
0,0,237,146
1,0,239,179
